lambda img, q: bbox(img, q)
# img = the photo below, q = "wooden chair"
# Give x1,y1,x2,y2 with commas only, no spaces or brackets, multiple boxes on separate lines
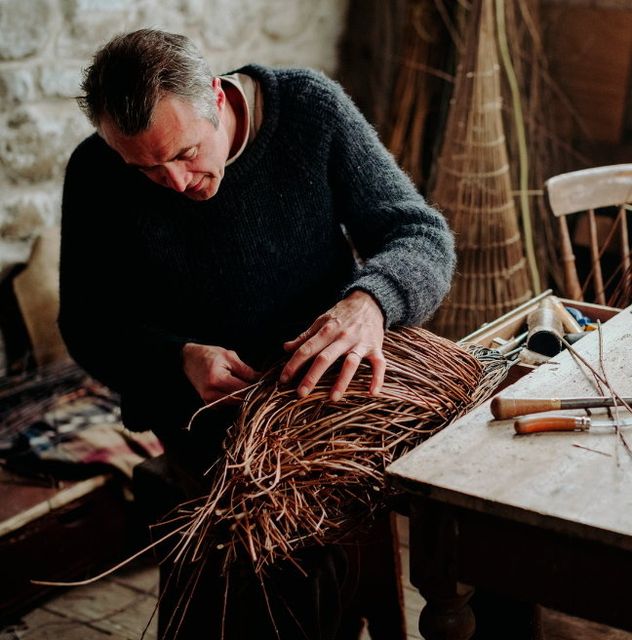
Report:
545,164,632,304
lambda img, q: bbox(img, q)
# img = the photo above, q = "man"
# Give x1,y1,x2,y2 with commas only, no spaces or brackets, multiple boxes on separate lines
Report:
59,28,454,639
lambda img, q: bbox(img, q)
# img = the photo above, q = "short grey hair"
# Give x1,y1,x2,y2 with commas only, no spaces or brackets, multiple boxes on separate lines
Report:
78,28,218,135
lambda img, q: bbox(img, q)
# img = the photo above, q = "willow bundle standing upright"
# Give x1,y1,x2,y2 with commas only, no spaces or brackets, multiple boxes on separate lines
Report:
430,0,532,339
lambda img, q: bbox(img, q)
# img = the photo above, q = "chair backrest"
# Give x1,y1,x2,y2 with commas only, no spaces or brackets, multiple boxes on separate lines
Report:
545,164,632,305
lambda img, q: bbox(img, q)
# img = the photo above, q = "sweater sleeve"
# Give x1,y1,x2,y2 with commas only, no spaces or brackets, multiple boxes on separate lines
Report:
324,78,455,327
58,137,201,435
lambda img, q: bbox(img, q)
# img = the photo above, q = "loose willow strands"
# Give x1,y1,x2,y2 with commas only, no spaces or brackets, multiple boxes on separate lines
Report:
595,323,632,460
0,360,84,397
175,327,507,576
495,0,540,294
32,518,192,587
609,261,632,309
561,328,632,461
0,362,101,436
429,0,533,340
385,0,451,189
503,0,588,293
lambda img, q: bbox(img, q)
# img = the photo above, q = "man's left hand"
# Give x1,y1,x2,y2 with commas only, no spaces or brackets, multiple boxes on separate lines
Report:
280,291,385,401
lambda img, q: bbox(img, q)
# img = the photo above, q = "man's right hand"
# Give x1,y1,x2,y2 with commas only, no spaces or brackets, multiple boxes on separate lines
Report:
182,343,260,405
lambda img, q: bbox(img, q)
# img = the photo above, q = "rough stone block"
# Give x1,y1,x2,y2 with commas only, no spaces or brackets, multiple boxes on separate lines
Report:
262,0,315,40
194,0,346,75
56,17,135,59
198,0,264,51
0,237,32,272
39,64,84,99
0,0,52,61
259,0,346,75
65,0,133,11
133,8,187,36
0,189,60,241
57,0,138,58
0,67,39,111
0,107,92,184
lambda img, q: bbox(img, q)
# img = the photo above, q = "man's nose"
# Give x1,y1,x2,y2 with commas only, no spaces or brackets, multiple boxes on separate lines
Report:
163,163,189,192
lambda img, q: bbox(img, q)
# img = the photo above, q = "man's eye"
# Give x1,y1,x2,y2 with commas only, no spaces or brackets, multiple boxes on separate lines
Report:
181,148,197,161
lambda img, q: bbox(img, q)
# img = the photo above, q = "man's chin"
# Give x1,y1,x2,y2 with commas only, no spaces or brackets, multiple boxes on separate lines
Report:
184,180,219,201
184,190,213,201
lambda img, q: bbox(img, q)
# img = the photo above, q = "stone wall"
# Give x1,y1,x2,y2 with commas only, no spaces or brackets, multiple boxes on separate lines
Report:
0,0,348,373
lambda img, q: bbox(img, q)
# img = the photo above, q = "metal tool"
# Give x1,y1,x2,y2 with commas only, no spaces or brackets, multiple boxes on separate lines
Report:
493,331,528,356
514,415,632,435
491,395,632,420
526,298,564,357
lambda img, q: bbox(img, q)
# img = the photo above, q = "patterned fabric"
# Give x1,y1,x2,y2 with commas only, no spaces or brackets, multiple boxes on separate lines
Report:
4,395,163,479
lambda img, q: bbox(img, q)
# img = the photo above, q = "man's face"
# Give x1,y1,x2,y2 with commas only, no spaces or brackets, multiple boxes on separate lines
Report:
100,83,232,201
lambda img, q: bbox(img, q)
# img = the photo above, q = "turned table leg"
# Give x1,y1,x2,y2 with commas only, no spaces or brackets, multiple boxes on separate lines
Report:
409,498,475,640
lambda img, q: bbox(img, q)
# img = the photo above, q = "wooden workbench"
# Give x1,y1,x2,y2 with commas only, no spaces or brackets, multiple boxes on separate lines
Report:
388,306,632,639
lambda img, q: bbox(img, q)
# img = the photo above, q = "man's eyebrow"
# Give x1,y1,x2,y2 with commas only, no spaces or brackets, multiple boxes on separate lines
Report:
128,146,194,169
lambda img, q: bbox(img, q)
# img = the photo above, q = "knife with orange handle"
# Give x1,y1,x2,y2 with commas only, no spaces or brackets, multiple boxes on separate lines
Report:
514,415,632,435
491,396,632,420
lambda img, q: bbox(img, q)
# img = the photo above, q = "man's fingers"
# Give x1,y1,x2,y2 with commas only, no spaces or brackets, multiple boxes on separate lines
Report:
202,393,242,406
283,316,328,352
281,340,313,384
233,360,260,382
296,343,353,397
279,294,385,398
216,374,251,394
224,351,260,382
329,351,362,402
368,352,386,395
281,327,344,385
202,373,252,405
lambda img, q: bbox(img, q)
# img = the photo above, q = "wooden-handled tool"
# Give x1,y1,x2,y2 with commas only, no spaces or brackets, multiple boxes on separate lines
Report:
515,415,632,435
491,396,632,420
547,296,583,333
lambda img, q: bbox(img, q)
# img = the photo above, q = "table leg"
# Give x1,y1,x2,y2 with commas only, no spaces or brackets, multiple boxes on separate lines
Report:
409,498,475,640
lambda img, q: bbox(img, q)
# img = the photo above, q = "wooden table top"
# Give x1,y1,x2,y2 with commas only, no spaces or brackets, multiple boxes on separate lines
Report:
388,306,632,551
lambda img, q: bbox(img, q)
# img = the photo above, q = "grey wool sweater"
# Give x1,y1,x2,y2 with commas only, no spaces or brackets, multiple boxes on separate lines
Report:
59,65,455,454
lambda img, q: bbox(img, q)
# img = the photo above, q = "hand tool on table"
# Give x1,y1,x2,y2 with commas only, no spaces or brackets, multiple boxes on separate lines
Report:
491,395,632,420
526,298,564,357
547,295,583,334
514,414,632,435
492,330,528,356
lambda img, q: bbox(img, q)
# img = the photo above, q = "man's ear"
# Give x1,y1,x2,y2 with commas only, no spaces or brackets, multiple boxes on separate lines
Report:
212,77,225,111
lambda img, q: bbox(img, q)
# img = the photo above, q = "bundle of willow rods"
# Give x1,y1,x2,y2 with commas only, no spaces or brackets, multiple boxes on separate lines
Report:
174,327,506,575
429,0,533,340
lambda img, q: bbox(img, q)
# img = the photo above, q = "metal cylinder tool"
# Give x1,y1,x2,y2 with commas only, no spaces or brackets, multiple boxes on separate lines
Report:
526,298,564,357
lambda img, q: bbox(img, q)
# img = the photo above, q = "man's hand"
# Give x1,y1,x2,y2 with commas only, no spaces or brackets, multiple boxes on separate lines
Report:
182,343,260,405
280,291,385,402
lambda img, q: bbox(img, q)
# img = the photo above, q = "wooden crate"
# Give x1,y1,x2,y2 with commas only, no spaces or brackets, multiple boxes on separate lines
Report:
0,470,132,623
462,290,619,390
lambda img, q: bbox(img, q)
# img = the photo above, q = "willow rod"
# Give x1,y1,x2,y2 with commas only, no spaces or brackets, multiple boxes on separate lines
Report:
495,0,541,294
